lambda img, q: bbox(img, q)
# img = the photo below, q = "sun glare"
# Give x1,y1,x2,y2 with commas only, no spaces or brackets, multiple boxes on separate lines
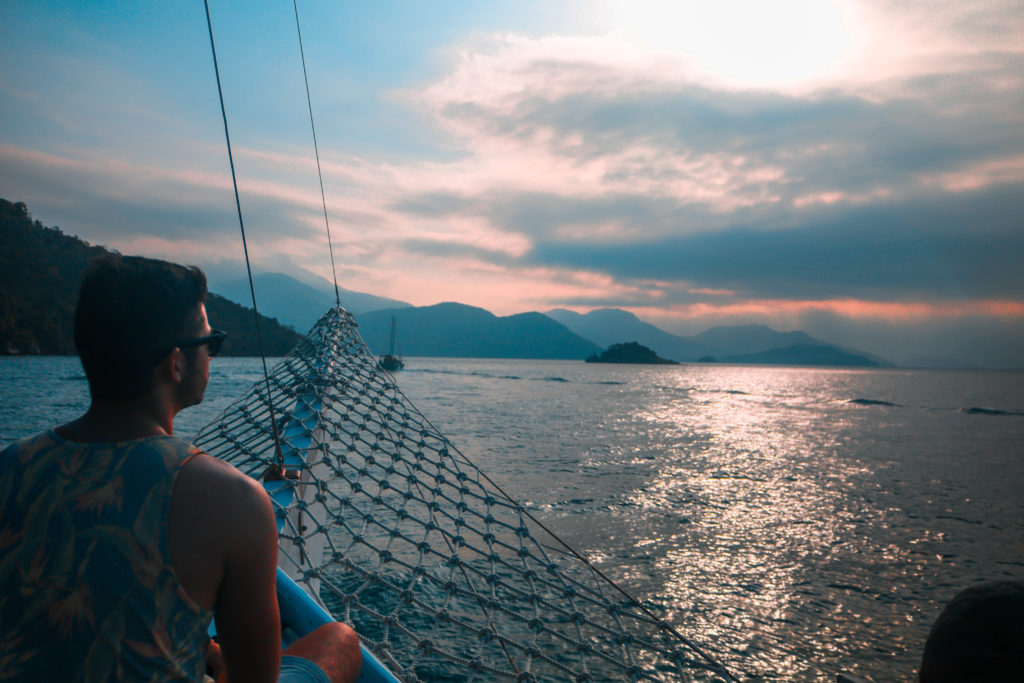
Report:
606,0,854,87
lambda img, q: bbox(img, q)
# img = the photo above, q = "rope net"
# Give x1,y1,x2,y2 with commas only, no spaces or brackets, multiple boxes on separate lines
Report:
193,307,730,682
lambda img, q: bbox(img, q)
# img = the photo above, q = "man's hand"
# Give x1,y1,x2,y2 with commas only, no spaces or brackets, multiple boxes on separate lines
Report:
205,639,226,683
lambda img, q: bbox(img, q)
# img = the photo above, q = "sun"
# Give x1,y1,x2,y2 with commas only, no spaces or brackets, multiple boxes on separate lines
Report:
605,0,854,87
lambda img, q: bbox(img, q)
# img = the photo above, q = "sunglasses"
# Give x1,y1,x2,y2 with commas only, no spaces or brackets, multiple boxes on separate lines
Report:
153,329,227,364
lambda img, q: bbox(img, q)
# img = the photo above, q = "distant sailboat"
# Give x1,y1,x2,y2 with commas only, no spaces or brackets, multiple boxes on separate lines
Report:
378,314,404,371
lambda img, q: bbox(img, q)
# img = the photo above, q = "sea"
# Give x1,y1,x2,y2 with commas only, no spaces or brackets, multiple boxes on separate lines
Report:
2,355,1022,682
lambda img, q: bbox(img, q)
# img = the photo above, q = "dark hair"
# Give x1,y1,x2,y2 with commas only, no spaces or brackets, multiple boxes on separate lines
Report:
74,255,208,400
919,581,1024,682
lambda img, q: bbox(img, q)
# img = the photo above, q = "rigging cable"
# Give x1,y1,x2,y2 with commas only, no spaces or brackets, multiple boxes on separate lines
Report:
289,2,519,671
291,0,342,307
202,0,286,474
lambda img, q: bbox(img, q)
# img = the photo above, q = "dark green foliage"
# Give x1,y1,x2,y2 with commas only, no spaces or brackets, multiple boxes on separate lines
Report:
0,198,300,356
204,293,300,356
585,342,677,364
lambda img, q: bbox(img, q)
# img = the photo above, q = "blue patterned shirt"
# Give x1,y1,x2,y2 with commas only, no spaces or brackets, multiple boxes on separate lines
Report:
0,431,213,681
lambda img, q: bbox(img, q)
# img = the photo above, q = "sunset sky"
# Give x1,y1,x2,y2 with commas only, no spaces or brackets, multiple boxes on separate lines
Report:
2,1,1022,365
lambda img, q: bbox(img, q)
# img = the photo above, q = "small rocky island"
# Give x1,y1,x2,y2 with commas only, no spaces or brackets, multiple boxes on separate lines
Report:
585,342,678,364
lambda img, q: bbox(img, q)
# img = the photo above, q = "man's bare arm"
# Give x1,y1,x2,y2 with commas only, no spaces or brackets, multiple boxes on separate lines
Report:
212,468,282,683
171,455,282,683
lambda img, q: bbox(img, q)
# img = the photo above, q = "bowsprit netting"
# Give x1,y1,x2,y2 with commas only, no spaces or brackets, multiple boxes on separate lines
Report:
192,307,732,682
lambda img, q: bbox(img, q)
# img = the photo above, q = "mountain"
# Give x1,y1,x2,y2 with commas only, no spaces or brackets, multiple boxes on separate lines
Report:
691,324,820,357
0,198,300,356
722,343,881,367
546,308,710,362
212,272,410,332
355,303,600,359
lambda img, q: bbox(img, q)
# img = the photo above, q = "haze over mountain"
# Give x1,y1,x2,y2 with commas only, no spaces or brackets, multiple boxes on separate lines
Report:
211,272,410,332
721,344,881,367
690,325,819,358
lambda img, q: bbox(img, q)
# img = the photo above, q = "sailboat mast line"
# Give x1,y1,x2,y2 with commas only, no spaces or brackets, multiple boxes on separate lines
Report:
292,0,342,307
202,0,285,472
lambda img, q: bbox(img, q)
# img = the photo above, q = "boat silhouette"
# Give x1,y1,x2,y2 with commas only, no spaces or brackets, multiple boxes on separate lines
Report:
378,315,404,371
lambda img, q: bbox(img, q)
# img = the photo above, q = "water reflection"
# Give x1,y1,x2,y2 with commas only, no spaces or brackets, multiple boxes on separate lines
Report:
605,366,1022,681
623,370,884,679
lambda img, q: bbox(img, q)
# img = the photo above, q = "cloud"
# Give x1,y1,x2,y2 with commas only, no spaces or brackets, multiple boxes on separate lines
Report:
412,39,1024,216
529,181,1024,300
791,307,1024,368
0,142,337,269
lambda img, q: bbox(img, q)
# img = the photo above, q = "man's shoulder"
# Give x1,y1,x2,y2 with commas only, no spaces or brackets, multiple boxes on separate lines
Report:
2,429,56,449
172,451,278,557
176,449,273,514
178,447,255,483
0,429,59,464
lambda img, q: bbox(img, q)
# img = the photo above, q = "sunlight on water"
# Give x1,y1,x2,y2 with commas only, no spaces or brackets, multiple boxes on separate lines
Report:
391,361,1023,682
623,368,901,679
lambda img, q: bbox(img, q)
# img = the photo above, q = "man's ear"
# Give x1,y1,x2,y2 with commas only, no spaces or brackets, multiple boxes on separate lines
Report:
155,348,184,384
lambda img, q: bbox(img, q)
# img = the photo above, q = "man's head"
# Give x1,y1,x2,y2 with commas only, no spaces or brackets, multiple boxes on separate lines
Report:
74,255,209,402
919,580,1024,682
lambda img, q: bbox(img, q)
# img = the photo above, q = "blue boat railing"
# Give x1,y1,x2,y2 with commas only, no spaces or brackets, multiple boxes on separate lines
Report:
208,569,400,683
276,568,401,683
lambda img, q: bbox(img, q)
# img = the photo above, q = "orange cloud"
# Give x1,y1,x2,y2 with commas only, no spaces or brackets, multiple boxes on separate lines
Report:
629,297,1024,323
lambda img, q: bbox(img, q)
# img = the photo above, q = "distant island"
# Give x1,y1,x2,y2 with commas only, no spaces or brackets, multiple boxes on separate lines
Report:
586,342,678,364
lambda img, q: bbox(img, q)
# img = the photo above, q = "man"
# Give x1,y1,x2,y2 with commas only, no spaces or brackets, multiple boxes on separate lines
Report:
0,255,361,682
919,580,1024,682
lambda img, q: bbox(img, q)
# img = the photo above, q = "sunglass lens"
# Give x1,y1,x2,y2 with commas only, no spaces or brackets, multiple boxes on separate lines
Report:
207,333,226,357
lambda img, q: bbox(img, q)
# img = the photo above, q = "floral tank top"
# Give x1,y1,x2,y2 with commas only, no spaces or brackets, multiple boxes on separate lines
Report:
0,431,214,682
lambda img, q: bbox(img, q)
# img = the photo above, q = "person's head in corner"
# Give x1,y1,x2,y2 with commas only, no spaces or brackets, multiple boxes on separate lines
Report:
919,580,1024,682
74,255,210,405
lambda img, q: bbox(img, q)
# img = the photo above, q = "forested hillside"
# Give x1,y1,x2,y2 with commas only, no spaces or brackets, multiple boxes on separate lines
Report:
0,199,300,356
